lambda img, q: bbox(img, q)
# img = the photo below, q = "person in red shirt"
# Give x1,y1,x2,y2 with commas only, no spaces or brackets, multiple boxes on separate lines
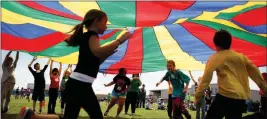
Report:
48,60,62,114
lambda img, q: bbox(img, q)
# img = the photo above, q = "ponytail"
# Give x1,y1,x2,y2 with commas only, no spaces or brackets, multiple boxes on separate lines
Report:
66,9,106,47
66,23,84,47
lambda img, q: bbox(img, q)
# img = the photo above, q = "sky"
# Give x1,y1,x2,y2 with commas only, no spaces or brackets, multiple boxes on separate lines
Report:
1,50,266,95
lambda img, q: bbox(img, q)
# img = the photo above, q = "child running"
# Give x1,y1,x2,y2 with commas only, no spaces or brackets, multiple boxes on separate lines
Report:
48,60,62,114
104,68,131,118
60,64,72,114
28,57,50,114
1,51,19,113
195,29,267,119
156,60,191,119
125,73,142,115
19,9,131,119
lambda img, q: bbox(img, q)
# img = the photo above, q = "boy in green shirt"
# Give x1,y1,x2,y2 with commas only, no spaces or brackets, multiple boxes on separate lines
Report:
157,60,191,119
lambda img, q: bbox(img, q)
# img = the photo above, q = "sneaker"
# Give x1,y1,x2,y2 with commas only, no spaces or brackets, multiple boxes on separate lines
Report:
18,107,35,119
116,115,120,118
131,113,135,116
104,111,109,116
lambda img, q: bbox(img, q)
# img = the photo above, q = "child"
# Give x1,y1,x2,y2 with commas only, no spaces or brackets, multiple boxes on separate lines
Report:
195,30,267,119
26,88,31,102
125,74,142,115
60,64,72,114
19,9,131,119
189,71,205,119
156,60,191,119
28,57,50,114
48,60,62,114
104,68,131,118
1,51,19,113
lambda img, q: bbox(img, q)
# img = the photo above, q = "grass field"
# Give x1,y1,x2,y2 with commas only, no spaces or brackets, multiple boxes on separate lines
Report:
2,96,252,119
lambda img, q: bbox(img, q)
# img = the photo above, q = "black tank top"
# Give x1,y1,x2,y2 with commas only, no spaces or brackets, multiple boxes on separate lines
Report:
74,31,100,78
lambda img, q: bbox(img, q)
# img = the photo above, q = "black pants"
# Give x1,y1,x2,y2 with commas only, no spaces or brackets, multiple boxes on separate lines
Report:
125,92,138,113
261,96,267,113
64,78,103,119
168,94,172,118
206,93,245,119
139,98,145,108
48,88,58,113
61,90,65,109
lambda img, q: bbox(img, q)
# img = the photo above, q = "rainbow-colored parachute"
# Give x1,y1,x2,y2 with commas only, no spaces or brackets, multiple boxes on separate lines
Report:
2,1,266,74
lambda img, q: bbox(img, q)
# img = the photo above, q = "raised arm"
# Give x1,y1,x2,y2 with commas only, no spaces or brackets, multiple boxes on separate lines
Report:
50,60,54,76
46,58,51,65
189,70,196,84
3,51,12,66
13,51,19,68
58,62,62,77
69,64,73,74
28,57,37,67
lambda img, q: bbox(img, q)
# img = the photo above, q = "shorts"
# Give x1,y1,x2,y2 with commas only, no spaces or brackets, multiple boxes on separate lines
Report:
111,90,126,99
32,88,45,101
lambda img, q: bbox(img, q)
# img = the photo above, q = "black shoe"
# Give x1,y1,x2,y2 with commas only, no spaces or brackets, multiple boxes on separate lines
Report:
38,109,42,114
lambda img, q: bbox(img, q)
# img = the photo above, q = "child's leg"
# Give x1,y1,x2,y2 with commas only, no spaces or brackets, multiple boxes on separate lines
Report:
81,86,103,119
51,89,58,113
105,97,117,113
48,89,52,113
168,94,173,118
124,93,131,114
117,96,126,116
19,107,61,119
172,97,182,119
131,92,138,114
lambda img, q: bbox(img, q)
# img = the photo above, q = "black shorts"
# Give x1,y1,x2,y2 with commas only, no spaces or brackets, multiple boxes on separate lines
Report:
32,88,45,101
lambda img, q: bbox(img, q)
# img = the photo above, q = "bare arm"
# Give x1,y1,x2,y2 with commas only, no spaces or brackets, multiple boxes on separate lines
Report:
50,60,53,76
58,62,62,77
3,51,12,66
89,35,120,61
104,81,115,87
46,58,51,65
12,51,19,68
189,70,196,84
69,64,73,74
28,57,37,67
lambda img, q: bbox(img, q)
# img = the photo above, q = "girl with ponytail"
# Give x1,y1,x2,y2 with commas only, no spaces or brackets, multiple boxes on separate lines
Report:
18,9,131,119
64,9,131,118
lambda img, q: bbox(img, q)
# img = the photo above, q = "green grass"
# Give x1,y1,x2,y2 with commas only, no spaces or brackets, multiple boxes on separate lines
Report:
2,96,252,119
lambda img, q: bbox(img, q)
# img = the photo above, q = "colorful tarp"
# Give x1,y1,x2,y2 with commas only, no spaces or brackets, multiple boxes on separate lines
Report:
1,1,267,74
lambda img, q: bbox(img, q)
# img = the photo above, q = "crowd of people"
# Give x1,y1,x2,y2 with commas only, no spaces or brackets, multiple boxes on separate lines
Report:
1,9,267,119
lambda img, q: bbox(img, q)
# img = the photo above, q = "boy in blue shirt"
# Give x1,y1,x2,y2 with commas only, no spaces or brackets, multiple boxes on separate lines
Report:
157,60,191,119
